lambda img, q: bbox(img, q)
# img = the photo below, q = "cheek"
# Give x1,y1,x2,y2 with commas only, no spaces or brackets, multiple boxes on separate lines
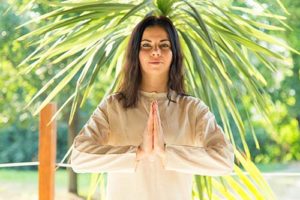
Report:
166,51,173,65
139,51,147,65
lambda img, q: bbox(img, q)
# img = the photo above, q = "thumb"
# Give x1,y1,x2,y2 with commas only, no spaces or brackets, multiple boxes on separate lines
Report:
147,102,155,130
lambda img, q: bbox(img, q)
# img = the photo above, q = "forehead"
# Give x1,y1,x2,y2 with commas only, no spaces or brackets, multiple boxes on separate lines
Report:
141,26,170,41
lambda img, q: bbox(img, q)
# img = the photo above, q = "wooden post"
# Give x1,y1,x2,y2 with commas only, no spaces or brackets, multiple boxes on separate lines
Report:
39,103,57,200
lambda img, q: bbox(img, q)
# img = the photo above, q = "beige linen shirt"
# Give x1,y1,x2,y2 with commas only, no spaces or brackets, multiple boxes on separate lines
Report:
71,89,234,200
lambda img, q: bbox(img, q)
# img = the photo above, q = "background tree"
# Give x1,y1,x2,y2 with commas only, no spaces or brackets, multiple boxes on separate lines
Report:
232,0,300,164
0,0,111,195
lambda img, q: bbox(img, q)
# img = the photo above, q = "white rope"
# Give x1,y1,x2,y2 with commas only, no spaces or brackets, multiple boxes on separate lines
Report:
0,162,39,167
56,163,72,168
0,162,72,168
0,145,74,169
0,145,73,169
55,144,73,170
229,172,300,176
263,172,300,176
0,162,299,177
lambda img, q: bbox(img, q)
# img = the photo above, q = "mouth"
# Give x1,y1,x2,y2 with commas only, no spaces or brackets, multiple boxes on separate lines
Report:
148,61,162,65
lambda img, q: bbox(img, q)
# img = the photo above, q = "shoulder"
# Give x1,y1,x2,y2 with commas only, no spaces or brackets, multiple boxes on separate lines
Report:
176,93,207,108
104,93,119,103
97,92,123,109
93,93,123,118
174,93,211,119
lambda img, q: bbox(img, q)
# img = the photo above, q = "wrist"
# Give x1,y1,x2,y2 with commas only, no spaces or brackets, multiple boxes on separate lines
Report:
136,146,144,161
155,143,166,159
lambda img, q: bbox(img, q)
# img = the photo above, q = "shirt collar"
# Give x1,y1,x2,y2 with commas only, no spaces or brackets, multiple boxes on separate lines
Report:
138,89,176,100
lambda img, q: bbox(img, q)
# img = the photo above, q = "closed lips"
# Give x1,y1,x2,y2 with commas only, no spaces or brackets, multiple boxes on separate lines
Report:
149,61,162,64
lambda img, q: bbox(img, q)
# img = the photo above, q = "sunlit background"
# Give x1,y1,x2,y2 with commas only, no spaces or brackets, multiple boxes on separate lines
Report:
0,0,299,199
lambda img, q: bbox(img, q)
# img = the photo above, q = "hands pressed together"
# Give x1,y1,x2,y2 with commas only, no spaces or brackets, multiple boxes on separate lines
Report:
137,100,166,161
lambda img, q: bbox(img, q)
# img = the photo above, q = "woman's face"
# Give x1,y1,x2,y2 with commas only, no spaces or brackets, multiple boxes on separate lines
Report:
139,26,173,77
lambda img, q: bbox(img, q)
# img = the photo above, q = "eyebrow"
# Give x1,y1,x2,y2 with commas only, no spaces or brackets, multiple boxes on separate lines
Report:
141,39,170,42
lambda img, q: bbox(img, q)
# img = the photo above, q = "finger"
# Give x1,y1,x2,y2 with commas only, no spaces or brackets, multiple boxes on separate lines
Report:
149,102,155,149
147,102,154,133
153,114,157,149
143,103,154,153
154,102,164,140
152,101,157,125
153,101,157,124
154,102,161,125
153,105,165,150
151,102,156,126
152,101,156,114
153,103,158,141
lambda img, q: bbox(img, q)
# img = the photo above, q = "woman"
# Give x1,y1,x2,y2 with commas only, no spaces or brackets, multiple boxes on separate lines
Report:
71,15,234,200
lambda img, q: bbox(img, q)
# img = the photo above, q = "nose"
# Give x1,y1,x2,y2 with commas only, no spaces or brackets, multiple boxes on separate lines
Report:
151,45,161,57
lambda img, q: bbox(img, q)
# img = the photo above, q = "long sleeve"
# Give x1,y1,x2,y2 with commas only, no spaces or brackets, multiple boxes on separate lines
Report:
70,98,138,173
163,100,234,176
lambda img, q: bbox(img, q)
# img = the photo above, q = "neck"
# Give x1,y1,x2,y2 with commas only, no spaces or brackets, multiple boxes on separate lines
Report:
140,75,168,93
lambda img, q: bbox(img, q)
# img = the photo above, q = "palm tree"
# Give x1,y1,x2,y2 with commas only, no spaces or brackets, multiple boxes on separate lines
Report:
18,0,299,199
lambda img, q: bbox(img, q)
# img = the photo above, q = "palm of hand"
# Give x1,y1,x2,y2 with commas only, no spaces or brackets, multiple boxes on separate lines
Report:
138,100,166,161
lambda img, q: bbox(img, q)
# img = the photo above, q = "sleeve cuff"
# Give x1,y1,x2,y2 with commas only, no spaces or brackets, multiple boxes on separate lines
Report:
71,145,139,173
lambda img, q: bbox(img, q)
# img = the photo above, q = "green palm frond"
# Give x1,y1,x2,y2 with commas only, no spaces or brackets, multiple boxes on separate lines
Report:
18,0,298,199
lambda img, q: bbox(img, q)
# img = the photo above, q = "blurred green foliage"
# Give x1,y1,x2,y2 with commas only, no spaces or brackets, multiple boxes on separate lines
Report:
0,0,299,171
233,0,300,164
0,1,110,169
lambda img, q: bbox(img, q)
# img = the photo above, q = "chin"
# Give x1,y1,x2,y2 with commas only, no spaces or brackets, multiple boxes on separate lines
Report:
141,65,170,75
146,69,169,76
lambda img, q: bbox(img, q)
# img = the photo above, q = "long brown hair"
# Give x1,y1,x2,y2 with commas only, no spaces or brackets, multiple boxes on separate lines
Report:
115,15,188,108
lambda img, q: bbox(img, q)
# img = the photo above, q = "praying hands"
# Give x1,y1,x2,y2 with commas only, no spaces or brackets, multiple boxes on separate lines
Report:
137,100,166,161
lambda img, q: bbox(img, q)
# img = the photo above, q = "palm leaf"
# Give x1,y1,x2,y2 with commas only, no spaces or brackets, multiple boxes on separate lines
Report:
18,0,297,198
